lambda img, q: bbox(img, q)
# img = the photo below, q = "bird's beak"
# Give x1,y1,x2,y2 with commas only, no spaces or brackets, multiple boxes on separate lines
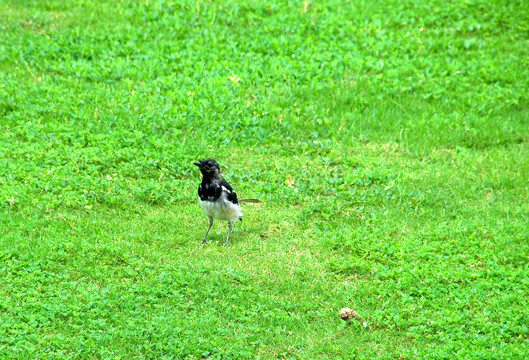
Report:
193,162,201,167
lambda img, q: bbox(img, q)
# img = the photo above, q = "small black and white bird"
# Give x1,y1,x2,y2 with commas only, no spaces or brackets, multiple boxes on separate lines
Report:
193,158,260,245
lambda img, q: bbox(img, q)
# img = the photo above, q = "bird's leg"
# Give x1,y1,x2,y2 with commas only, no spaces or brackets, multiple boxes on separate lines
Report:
202,218,213,243
224,221,233,245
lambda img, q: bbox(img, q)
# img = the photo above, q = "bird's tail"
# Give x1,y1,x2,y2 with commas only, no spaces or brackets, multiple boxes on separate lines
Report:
239,199,261,203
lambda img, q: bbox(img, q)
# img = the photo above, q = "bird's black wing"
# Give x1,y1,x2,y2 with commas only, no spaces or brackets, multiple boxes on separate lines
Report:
217,178,239,205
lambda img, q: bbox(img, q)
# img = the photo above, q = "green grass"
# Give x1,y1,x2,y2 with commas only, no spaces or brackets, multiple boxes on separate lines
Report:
1,0,528,358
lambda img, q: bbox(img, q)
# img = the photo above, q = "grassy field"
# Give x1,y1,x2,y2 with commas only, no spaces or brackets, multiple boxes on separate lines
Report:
1,0,529,358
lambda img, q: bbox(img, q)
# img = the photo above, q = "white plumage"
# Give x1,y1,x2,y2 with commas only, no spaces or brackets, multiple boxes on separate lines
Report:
199,191,242,222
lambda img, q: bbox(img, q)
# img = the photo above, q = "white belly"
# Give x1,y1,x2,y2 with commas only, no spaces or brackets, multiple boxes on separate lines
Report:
199,193,242,221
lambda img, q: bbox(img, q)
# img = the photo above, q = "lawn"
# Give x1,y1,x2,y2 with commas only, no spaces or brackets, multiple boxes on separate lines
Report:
1,0,528,358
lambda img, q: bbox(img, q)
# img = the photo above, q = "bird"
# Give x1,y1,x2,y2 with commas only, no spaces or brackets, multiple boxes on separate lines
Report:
193,158,260,245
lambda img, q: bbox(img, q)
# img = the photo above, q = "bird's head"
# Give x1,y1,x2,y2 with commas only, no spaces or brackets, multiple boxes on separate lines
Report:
194,158,221,178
